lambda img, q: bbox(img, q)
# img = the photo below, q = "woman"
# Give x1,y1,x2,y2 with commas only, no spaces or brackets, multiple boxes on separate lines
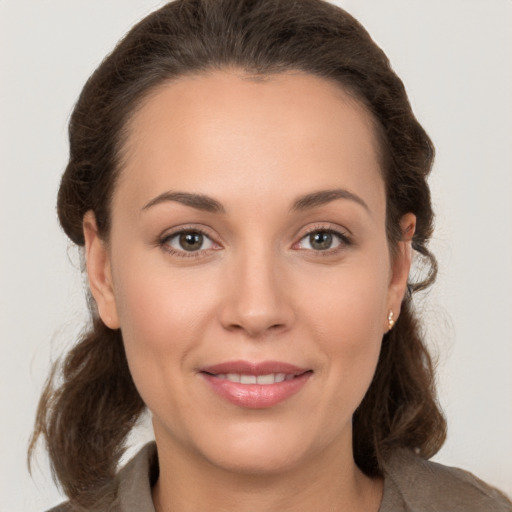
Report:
28,0,512,511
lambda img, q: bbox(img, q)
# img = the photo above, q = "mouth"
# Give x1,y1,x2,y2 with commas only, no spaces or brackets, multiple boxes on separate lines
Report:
199,361,313,408
208,373,297,384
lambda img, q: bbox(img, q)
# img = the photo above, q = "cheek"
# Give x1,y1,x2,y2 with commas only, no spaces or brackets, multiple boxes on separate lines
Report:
113,251,215,337
110,255,220,393
301,256,390,340
297,257,390,396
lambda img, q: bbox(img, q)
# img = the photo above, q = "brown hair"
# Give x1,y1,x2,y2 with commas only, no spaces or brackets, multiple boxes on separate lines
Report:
30,0,446,507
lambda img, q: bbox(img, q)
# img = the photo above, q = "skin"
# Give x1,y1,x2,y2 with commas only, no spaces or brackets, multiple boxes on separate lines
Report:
84,70,415,512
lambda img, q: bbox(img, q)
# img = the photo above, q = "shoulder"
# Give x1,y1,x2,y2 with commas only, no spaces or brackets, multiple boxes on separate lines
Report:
381,448,512,512
44,442,158,512
45,504,73,512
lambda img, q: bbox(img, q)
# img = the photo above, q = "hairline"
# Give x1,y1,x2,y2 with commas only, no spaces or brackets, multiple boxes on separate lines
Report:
108,65,393,242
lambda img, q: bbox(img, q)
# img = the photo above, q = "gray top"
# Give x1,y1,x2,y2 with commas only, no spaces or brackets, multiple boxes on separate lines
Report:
49,442,512,511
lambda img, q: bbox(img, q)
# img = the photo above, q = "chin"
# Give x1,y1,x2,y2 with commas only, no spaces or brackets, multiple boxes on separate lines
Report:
206,445,305,476
192,421,330,476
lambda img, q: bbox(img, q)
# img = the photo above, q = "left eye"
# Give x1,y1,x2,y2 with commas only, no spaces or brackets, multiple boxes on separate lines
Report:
297,230,344,251
165,231,215,252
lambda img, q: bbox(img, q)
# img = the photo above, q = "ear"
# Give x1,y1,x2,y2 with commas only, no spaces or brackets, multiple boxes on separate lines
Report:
83,211,120,329
385,213,416,332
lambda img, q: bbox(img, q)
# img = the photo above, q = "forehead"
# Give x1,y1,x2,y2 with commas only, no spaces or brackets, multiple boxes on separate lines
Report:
116,70,385,217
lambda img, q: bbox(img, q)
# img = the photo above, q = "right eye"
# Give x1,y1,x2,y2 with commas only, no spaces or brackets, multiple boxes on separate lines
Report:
161,230,215,255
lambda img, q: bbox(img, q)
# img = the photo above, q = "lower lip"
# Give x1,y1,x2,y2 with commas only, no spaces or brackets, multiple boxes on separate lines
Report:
201,372,312,409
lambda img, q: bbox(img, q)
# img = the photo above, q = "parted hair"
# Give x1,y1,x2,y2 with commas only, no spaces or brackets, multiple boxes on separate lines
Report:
30,0,446,508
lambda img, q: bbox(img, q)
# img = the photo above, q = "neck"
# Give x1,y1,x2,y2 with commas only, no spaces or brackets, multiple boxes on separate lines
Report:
151,433,383,512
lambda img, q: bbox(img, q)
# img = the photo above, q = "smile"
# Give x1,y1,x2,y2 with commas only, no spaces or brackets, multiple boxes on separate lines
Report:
214,373,294,384
200,361,312,408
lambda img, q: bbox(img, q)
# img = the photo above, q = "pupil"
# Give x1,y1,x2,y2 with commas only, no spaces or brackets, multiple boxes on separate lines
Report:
310,231,332,250
179,232,203,251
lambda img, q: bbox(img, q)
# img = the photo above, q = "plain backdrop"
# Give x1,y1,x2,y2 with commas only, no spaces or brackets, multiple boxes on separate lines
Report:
1,1,511,510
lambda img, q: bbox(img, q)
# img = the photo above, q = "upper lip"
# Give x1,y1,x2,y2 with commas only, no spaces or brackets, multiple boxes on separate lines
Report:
200,360,311,376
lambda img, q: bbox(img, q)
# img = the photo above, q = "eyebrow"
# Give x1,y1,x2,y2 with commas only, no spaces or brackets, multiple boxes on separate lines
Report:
142,191,225,213
291,188,370,212
141,187,369,215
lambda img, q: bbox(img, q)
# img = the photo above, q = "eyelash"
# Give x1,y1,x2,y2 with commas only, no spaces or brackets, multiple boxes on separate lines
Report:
159,227,219,259
158,225,352,259
294,226,352,255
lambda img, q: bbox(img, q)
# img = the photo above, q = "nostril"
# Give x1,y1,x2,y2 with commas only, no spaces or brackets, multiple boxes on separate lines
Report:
219,286,295,336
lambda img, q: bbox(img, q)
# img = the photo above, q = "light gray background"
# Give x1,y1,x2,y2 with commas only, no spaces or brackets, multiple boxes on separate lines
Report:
1,1,511,510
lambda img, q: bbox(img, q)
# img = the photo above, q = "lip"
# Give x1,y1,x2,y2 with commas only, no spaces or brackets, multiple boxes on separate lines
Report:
200,360,312,409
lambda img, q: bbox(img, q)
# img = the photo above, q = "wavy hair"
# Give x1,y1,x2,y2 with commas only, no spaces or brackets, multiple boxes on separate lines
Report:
30,0,446,508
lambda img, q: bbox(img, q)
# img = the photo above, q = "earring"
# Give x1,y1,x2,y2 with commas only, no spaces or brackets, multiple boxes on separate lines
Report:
387,311,395,330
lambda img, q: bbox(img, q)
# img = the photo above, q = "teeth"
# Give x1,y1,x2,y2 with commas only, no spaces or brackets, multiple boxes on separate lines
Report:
256,374,275,384
216,373,293,384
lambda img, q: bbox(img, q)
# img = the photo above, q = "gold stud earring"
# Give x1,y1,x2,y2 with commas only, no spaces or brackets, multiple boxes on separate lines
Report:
388,311,395,330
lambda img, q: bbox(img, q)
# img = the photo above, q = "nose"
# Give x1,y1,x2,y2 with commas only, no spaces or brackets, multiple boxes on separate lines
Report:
219,249,295,338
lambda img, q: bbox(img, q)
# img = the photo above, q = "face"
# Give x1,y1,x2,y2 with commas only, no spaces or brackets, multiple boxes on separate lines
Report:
85,71,413,475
